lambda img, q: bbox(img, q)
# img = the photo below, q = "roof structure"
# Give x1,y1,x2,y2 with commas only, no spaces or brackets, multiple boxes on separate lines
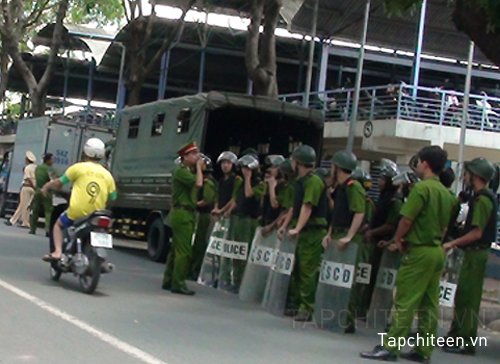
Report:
157,0,489,64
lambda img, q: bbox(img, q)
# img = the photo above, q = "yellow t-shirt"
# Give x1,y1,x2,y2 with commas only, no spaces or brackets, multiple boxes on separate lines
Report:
61,162,117,220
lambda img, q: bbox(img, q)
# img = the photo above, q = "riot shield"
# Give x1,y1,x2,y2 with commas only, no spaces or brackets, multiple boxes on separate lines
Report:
439,248,464,308
197,218,230,288
366,250,400,329
239,228,279,303
313,241,358,332
218,216,253,293
262,233,297,316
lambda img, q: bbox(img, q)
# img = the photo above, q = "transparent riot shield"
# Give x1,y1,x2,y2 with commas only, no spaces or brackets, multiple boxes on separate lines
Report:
366,249,400,329
262,233,297,316
197,218,230,288
313,241,358,332
239,228,279,303
439,248,464,308
218,216,253,293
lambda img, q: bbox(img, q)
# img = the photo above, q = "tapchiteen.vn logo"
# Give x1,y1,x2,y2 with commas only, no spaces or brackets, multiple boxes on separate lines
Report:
378,333,488,351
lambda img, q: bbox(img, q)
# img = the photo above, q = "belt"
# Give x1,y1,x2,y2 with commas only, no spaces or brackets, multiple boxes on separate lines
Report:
173,204,195,212
302,224,328,231
461,245,489,252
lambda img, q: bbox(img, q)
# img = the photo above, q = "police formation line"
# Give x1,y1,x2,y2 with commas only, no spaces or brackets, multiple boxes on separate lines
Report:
164,141,497,363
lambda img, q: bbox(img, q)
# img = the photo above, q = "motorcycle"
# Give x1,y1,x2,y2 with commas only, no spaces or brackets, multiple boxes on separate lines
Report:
48,209,115,294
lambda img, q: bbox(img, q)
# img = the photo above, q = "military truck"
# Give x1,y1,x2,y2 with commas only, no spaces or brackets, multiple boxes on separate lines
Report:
110,92,324,262
0,116,115,216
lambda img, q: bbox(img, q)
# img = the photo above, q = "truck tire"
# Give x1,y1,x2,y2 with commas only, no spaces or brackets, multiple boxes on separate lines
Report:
147,218,168,262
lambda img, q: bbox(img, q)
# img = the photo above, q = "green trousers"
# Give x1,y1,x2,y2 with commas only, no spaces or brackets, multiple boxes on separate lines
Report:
190,212,212,279
163,209,195,290
30,190,53,234
288,228,326,314
231,216,259,289
219,215,237,288
356,240,376,318
384,246,445,359
447,249,488,349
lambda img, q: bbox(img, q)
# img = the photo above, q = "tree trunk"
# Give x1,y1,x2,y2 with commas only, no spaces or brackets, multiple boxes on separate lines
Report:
30,90,47,117
453,0,500,66
0,43,9,101
245,0,282,98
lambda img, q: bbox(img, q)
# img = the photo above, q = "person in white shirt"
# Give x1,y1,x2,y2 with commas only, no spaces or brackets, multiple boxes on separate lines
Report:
5,151,37,228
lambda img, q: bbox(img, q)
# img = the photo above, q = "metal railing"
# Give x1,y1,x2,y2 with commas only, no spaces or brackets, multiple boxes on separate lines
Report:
280,83,500,132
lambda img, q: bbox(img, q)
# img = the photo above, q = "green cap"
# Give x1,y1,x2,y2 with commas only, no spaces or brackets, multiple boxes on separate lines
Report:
314,167,330,180
291,145,316,165
465,157,496,182
332,150,357,171
279,159,294,177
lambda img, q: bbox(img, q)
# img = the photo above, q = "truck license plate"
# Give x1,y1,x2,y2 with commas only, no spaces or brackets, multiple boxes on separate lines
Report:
90,232,113,248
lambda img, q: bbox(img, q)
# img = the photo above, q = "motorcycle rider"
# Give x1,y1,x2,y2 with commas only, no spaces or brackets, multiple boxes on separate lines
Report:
41,138,117,262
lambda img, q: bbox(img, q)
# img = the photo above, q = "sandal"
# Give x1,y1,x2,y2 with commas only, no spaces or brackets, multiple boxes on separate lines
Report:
42,254,61,262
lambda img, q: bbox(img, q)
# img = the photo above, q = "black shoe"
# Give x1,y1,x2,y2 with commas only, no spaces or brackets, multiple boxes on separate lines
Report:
171,287,195,296
293,310,312,322
28,231,35,235
344,324,356,334
161,282,171,291
400,350,430,363
360,345,397,361
442,345,475,355
4,220,12,226
45,232,50,238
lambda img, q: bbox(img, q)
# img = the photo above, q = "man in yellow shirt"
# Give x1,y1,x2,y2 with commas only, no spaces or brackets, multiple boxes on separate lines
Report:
41,138,117,261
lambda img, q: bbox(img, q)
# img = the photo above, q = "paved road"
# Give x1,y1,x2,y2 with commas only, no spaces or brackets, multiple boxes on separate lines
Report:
0,224,498,364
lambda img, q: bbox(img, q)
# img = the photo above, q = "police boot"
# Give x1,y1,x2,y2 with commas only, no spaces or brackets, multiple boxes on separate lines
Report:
171,287,195,296
360,345,397,361
293,310,312,322
400,350,430,363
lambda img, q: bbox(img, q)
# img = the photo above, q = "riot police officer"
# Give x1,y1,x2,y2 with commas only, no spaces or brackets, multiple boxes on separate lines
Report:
190,157,217,280
162,142,205,296
363,159,403,313
443,157,498,355
260,155,286,235
361,146,455,362
282,145,328,322
323,150,366,333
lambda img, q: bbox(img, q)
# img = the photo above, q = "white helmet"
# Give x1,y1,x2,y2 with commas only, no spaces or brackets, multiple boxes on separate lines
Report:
83,138,105,159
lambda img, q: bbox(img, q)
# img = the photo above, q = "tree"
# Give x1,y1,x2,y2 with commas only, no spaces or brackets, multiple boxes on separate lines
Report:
384,0,500,66
245,0,282,98
121,0,196,106
0,0,123,117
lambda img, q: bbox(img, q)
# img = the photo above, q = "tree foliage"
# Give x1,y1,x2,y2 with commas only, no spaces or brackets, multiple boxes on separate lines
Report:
0,0,123,116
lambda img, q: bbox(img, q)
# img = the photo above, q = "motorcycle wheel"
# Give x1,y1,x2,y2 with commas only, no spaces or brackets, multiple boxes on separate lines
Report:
49,264,62,282
79,245,101,294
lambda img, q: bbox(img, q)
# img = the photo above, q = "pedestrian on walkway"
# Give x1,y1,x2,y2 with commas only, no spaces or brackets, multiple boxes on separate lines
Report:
6,151,36,228
30,153,55,236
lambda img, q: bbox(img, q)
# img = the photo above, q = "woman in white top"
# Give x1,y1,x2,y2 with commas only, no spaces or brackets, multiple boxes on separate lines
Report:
6,151,37,227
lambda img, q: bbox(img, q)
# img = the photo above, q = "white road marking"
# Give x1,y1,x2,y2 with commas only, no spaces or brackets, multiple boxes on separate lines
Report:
0,278,168,364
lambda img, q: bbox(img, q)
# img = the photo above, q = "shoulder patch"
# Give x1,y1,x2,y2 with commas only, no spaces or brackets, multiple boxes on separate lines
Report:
347,179,355,186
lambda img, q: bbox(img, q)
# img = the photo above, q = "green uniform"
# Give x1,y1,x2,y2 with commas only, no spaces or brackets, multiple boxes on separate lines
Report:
30,163,53,234
329,178,366,326
230,175,265,289
447,189,497,351
383,177,455,359
163,164,198,291
190,176,217,279
288,173,328,314
365,190,403,317
357,194,376,317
